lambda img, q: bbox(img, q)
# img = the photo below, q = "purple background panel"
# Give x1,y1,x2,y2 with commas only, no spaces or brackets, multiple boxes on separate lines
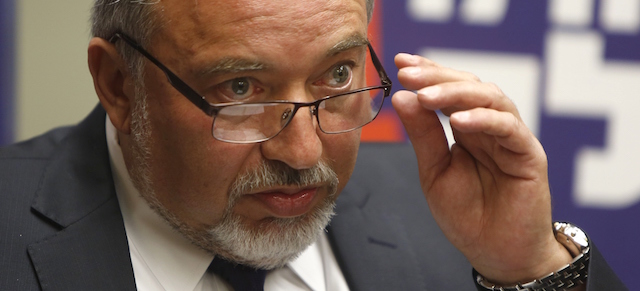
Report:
381,0,639,287
0,0,15,145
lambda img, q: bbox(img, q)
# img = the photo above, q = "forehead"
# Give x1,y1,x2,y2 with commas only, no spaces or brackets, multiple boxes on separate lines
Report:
152,0,368,61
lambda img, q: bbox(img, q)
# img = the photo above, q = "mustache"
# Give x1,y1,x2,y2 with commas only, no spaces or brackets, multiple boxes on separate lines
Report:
229,160,339,200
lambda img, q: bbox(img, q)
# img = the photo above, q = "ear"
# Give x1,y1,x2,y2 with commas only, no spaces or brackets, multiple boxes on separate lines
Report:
88,37,136,134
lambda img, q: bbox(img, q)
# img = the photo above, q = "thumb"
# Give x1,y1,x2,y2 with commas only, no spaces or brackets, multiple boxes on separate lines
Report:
392,90,451,185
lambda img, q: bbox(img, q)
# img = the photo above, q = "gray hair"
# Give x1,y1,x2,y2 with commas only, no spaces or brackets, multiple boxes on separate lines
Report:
91,0,375,79
91,0,158,80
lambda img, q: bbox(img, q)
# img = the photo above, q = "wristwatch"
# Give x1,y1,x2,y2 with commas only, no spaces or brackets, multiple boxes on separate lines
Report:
474,222,590,291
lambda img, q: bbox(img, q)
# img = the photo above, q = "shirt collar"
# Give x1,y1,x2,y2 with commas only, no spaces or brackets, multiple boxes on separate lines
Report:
288,237,328,291
106,117,214,291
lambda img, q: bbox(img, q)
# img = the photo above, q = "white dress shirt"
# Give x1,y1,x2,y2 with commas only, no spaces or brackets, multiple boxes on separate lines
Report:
105,117,350,291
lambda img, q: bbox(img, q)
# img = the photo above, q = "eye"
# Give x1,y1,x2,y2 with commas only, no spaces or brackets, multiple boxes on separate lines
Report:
216,77,263,101
331,65,350,85
321,64,353,88
232,78,250,95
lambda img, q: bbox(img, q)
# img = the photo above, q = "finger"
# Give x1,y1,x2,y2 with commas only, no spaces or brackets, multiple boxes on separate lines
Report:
450,108,547,180
450,108,529,153
417,81,521,119
392,90,452,186
395,53,427,68
395,54,480,91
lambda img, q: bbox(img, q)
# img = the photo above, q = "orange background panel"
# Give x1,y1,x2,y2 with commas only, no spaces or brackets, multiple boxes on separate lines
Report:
362,0,406,143
361,110,405,142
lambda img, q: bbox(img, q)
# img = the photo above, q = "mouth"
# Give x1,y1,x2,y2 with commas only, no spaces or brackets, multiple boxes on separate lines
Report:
250,186,321,218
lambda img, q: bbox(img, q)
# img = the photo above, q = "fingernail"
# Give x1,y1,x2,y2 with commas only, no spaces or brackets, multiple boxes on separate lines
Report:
397,52,412,59
418,86,440,99
401,66,421,76
451,111,470,122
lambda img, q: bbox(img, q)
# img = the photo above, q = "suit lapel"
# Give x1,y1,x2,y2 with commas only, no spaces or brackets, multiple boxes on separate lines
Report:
27,106,136,290
328,178,428,291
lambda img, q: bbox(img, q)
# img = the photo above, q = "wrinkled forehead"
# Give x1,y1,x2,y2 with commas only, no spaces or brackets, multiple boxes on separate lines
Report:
152,0,368,52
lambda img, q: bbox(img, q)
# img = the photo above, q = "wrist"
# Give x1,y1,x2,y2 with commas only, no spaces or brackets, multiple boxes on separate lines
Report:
489,239,573,285
476,230,573,284
474,222,590,291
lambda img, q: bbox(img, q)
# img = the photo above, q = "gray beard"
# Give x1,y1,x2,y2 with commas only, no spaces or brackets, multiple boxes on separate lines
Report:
127,84,339,270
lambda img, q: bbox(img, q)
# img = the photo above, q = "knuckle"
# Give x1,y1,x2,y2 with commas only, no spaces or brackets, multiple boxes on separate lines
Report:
457,69,481,82
468,72,481,82
485,82,505,96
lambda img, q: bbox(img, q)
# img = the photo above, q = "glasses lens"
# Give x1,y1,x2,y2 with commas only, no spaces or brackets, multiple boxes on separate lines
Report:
317,87,386,134
213,103,296,143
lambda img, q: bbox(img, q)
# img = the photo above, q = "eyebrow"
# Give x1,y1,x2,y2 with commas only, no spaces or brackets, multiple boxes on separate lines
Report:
326,33,370,57
198,57,267,76
197,33,369,77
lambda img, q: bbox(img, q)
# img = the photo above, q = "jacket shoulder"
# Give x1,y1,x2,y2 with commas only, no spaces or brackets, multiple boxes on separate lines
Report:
0,126,74,160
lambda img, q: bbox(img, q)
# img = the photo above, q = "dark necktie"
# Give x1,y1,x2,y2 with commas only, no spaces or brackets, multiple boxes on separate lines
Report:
208,257,268,291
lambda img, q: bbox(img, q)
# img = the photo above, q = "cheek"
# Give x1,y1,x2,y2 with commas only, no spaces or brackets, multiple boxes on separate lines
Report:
322,130,361,193
142,90,258,227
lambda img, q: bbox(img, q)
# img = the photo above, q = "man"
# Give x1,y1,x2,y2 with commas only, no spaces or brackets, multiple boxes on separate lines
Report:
0,0,627,290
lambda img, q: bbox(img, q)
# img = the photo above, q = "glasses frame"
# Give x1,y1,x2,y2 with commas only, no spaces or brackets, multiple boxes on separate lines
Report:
108,32,393,142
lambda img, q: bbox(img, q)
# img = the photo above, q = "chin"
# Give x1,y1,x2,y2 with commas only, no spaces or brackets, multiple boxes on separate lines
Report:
203,194,337,269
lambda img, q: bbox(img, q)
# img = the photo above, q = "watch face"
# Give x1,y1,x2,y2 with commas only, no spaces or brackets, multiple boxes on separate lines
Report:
555,222,589,257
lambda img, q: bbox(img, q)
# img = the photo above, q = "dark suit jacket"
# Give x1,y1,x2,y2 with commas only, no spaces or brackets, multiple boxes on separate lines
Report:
0,106,627,290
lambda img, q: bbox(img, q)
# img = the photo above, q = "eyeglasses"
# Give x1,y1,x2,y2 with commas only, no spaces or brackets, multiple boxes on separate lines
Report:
108,32,392,143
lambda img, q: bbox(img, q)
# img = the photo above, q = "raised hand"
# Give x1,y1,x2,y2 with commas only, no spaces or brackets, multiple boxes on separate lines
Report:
391,53,574,285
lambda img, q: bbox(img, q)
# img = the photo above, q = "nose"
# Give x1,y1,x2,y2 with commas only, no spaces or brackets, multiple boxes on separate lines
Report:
260,101,323,170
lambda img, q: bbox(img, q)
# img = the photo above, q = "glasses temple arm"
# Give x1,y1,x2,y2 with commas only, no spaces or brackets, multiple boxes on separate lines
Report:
367,43,392,87
108,32,215,115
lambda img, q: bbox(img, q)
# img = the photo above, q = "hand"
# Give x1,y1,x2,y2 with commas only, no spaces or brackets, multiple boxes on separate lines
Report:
391,53,574,285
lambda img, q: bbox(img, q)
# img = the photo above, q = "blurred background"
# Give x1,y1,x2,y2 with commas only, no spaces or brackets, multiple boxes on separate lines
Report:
1,0,639,287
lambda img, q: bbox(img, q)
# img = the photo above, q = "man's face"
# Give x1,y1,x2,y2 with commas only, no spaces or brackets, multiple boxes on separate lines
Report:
119,0,368,267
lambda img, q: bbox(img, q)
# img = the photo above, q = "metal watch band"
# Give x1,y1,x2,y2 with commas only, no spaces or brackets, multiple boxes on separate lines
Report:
474,222,590,291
